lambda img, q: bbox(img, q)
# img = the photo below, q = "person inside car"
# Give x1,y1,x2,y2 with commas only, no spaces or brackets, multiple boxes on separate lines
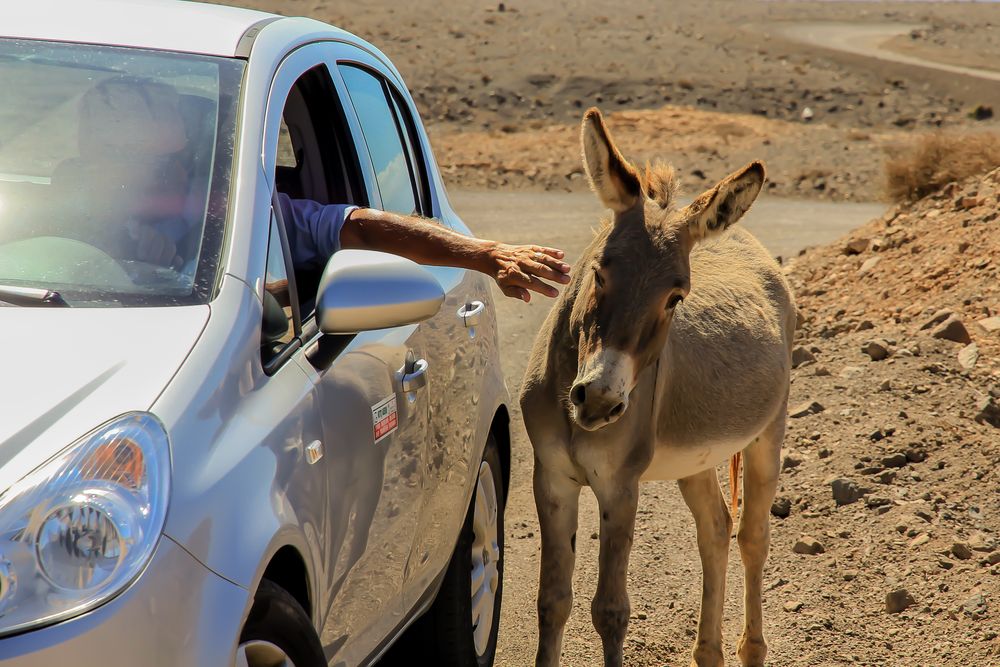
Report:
66,76,570,302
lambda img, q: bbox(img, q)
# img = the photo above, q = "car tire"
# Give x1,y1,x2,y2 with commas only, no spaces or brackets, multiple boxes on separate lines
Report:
237,579,326,667
389,435,505,667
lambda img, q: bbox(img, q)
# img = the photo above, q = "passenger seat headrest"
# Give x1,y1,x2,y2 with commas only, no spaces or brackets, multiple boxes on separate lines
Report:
78,77,187,158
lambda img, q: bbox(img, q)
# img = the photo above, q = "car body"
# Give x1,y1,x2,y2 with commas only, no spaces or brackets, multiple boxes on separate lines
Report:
0,1,510,665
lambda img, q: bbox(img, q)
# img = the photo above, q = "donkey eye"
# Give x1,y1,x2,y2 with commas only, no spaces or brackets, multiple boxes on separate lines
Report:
666,293,684,310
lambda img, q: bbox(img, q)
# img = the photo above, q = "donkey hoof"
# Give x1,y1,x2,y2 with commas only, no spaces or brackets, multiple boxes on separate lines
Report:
737,636,768,666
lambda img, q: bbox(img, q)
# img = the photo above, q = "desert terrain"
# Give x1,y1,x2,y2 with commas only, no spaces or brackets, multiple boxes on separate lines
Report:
218,1,999,664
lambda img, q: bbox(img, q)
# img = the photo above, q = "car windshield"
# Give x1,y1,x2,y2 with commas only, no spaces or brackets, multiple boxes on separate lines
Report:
0,39,244,306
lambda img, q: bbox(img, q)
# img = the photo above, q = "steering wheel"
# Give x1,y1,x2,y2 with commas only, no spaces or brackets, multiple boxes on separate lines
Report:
0,236,134,291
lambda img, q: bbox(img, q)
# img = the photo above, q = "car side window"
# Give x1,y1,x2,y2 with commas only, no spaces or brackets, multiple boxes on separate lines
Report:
339,65,422,217
269,64,366,324
261,211,296,370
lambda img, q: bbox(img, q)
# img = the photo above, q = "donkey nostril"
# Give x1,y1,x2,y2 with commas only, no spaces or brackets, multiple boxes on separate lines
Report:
570,383,586,406
609,402,625,418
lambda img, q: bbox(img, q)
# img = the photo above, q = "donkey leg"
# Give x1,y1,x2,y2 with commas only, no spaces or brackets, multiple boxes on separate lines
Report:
590,476,639,667
678,468,733,667
736,418,784,667
534,462,582,667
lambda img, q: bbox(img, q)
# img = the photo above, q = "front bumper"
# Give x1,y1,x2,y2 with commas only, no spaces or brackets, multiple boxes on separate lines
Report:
0,535,249,666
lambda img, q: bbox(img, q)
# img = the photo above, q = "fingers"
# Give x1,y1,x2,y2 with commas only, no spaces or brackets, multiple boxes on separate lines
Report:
502,285,531,302
505,271,559,299
522,259,571,285
531,246,571,275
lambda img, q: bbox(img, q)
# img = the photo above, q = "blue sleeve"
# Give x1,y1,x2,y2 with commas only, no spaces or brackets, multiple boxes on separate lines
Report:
276,193,358,270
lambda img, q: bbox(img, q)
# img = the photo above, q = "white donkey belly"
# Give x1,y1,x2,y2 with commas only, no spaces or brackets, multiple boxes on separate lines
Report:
641,437,747,481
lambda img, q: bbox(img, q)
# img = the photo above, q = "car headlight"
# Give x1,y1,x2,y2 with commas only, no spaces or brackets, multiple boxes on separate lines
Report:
0,413,169,636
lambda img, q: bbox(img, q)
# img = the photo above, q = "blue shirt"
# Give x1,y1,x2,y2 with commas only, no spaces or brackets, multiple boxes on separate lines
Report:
276,193,357,270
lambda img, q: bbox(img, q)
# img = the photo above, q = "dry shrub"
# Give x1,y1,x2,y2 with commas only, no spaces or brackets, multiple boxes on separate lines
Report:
885,132,1000,202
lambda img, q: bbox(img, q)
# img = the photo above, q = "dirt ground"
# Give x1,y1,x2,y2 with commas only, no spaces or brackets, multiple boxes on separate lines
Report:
213,1,999,664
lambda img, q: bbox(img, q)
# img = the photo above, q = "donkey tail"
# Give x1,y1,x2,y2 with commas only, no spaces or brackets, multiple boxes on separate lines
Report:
728,451,742,521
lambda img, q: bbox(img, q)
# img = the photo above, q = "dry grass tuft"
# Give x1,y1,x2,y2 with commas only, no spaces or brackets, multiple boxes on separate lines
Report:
885,132,1000,202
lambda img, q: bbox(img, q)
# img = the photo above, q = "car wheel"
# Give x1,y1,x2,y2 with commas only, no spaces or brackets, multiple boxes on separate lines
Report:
391,435,505,666
237,579,325,667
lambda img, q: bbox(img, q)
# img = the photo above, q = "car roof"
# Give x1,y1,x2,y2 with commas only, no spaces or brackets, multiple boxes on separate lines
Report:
2,0,280,58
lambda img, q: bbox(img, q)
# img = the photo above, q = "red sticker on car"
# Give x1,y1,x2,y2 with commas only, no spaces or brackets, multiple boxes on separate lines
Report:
372,395,398,444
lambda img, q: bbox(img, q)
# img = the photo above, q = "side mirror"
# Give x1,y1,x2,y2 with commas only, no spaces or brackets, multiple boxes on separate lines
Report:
315,250,445,334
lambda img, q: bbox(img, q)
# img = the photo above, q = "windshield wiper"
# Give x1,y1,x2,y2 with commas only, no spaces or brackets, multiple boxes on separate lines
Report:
0,285,69,307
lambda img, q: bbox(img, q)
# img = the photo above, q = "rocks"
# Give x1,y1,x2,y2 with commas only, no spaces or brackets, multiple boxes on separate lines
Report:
962,593,988,620
976,316,1000,334
862,339,891,361
857,256,880,277
880,452,908,468
783,600,804,613
793,536,825,555
957,343,979,369
771,496,792,518
782,454,802,470
791,345,816,368
951,542,974,560
789,401,824,418
831,478,866,506
930,315,972,344
843,238,869,255
920,309,953,330
974,397,1000,427
886,588,916,614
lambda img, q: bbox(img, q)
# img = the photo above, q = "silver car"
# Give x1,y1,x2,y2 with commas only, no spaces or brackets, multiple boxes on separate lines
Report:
0,2,510,665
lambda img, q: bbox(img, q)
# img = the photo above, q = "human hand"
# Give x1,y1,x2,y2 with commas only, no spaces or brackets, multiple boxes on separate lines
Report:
484,243,571,302
127,220,178,267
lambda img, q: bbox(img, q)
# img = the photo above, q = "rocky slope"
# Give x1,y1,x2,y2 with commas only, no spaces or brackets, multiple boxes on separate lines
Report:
772,167,1000,664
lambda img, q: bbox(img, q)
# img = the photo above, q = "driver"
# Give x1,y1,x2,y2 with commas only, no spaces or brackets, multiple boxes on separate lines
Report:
71,77,570,301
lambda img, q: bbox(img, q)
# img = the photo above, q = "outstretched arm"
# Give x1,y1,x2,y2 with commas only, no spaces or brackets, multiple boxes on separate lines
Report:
340,208,571,302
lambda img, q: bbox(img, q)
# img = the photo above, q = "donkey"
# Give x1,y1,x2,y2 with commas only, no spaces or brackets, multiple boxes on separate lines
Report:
520,108,795,667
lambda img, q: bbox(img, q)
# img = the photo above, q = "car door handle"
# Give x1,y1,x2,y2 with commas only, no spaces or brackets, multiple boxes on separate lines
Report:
401,358,429,392
457,301,485,327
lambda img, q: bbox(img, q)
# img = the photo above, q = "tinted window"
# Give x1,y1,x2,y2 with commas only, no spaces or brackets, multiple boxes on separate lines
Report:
340,66,418,216
0,38,242,306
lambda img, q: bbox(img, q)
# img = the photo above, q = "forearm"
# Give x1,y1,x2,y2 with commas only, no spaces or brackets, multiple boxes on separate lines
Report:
340,208,495,273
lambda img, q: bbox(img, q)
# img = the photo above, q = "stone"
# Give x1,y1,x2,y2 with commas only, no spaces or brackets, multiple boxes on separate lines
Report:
951,542,974,560
910,533,931,547
987,552,1000,566
878,379,892,392
783,600,804,612
782,454,802,470
771,496,792,518
975,397,1000,428
919,309,953,330
857,256,881,276
905,448,927,463
856,319,875,332
881,453,908,468
930,315,972,344
962,593,988,619
793,536,825,555
842,569,859,581
878,470,897,484
977,316,1000,334
789,401,824,418
958,343,979,369
843,238,869,255
886,589,916,614
862,339,891,361
814,365,831,377
831,478,865,506
792,345,816,368
840,366,865,379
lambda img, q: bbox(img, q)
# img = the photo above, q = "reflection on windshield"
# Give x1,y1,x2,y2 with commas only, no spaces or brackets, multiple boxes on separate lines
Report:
0,39,244,306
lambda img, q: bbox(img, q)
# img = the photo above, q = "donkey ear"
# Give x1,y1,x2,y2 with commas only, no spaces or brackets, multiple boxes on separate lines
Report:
683,161,765,241
581,108,641,213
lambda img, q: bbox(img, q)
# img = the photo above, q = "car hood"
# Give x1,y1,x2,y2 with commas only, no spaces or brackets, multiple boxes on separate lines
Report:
0,305,209,492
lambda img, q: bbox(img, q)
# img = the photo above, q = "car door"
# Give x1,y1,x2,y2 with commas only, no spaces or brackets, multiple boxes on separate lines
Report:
336,59,491,609
261,46,431,663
